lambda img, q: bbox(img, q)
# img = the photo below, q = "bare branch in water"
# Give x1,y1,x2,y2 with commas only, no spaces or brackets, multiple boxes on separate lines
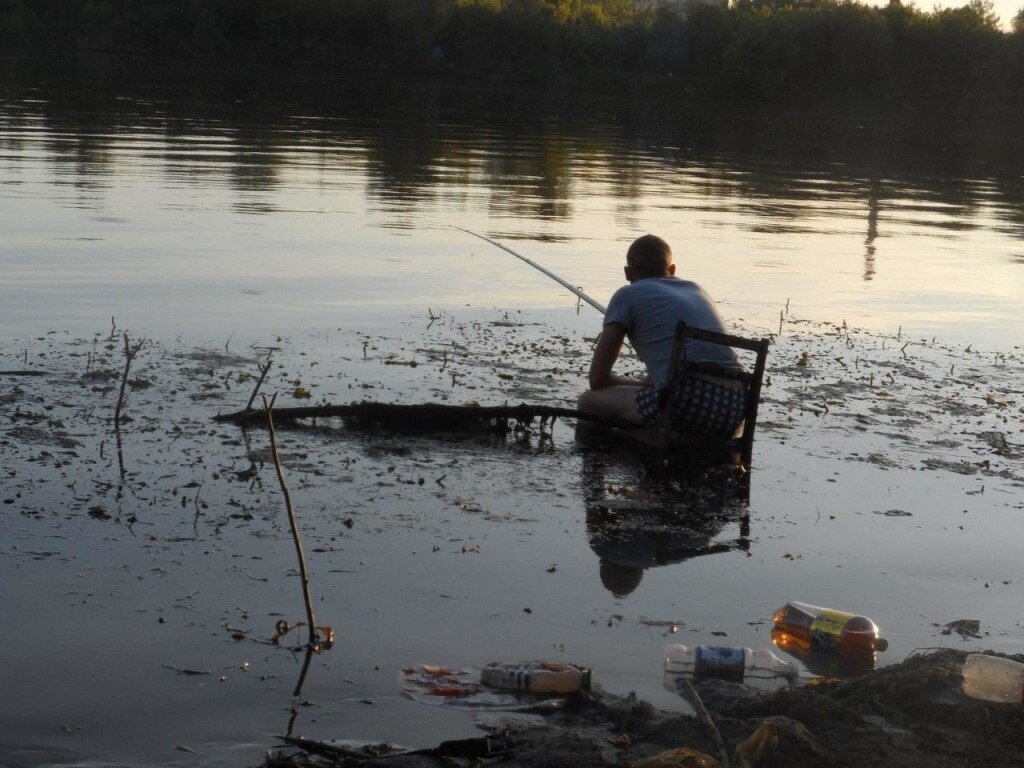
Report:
262,393,320,649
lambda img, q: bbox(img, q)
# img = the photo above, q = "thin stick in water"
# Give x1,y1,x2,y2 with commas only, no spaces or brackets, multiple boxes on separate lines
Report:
291,645,315,701
262,393,318,648
245,353,273,412
114,333,143,424
679,678,731,768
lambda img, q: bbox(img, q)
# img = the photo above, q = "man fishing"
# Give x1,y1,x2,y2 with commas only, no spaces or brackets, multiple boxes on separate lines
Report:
577,234,746,432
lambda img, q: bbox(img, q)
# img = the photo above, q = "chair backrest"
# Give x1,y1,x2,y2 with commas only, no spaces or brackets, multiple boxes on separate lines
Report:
661,322,770,467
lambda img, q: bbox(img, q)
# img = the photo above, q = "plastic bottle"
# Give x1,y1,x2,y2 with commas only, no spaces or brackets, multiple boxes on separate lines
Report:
662,644,798,685
962,654,1024,703
770,628,876,679
772,601,888,656
480,661,592,694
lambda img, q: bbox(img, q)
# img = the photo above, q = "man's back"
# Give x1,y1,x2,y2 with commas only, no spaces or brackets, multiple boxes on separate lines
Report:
604,276,739,390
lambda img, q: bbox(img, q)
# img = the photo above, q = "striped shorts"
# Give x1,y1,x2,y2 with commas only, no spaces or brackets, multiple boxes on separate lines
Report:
635,377,747,437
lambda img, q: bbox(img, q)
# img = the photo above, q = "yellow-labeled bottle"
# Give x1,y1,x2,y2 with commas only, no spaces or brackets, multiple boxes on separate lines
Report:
772,601,888,656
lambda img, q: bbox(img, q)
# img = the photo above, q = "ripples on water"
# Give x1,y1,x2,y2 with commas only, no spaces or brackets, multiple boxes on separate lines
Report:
1,55,1023,343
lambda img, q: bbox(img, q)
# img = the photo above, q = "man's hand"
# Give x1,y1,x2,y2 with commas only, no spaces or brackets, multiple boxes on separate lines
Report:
588,323,645,390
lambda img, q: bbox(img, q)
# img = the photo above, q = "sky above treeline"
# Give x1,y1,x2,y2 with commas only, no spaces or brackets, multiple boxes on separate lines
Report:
865,0,1021,27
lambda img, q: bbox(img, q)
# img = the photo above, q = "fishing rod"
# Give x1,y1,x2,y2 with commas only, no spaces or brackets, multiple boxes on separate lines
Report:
455,227,607,315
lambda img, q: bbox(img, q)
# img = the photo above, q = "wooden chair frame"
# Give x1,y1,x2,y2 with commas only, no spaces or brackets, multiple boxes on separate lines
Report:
659,322,770,468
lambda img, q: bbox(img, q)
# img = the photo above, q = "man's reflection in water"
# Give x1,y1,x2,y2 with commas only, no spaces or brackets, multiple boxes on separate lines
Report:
578,426,751,597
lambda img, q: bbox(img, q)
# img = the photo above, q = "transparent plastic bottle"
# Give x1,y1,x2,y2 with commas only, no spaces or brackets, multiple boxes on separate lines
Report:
480,661,592,694
962,654,1024,703
772,601,888,656
662,644,798,685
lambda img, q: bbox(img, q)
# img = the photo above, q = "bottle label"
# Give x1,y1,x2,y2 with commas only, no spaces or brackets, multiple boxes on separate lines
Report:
481,662,589,694
481,663,534,690
809,609,850,651
695,646,745,683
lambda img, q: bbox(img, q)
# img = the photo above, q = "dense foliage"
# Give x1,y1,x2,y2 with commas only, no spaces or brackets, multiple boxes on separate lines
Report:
3,0,1023,109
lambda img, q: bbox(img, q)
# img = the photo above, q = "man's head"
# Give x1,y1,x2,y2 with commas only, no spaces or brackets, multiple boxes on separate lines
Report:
625,234,675,282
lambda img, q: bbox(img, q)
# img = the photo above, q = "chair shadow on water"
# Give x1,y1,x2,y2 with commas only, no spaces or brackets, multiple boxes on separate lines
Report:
577,431,752,598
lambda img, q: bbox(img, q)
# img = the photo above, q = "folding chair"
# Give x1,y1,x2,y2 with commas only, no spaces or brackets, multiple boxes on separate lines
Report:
659,322,770,468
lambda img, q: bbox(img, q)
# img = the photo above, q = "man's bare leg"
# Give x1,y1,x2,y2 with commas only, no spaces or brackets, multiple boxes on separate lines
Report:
577,385,646,428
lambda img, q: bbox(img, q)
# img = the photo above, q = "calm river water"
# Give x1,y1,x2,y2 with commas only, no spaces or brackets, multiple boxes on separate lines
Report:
1,54,1023,768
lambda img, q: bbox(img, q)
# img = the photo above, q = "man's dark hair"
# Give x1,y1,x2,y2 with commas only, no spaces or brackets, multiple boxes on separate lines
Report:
626,234,673,278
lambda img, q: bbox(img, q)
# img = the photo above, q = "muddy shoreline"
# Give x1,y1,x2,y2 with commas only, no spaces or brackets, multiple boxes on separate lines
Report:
263,649,1024,768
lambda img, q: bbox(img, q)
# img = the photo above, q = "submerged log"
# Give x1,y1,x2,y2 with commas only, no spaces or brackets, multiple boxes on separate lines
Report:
214,400,605,430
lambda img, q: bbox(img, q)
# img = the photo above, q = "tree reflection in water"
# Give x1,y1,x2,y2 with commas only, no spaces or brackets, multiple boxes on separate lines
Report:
6,55,1024,248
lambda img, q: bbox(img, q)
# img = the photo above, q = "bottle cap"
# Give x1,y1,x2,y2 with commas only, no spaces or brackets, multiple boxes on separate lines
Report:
874,637,889,652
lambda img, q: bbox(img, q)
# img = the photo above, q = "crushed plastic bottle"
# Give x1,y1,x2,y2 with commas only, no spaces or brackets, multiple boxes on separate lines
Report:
480,661,592,694
663,644,798,685
772,601,888,656
962,653,1024,703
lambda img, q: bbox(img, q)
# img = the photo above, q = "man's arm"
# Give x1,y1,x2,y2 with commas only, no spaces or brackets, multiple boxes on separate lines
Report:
588,323,647,389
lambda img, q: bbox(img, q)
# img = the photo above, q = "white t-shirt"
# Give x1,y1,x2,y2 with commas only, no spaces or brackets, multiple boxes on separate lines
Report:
604,276,739,390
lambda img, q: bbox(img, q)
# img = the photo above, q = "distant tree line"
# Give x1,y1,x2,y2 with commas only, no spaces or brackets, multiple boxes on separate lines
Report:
3,0,1024,111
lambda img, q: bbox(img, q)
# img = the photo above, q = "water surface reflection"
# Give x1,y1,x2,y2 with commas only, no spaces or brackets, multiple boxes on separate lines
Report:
4,56,1024,243
4,55,1024,344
